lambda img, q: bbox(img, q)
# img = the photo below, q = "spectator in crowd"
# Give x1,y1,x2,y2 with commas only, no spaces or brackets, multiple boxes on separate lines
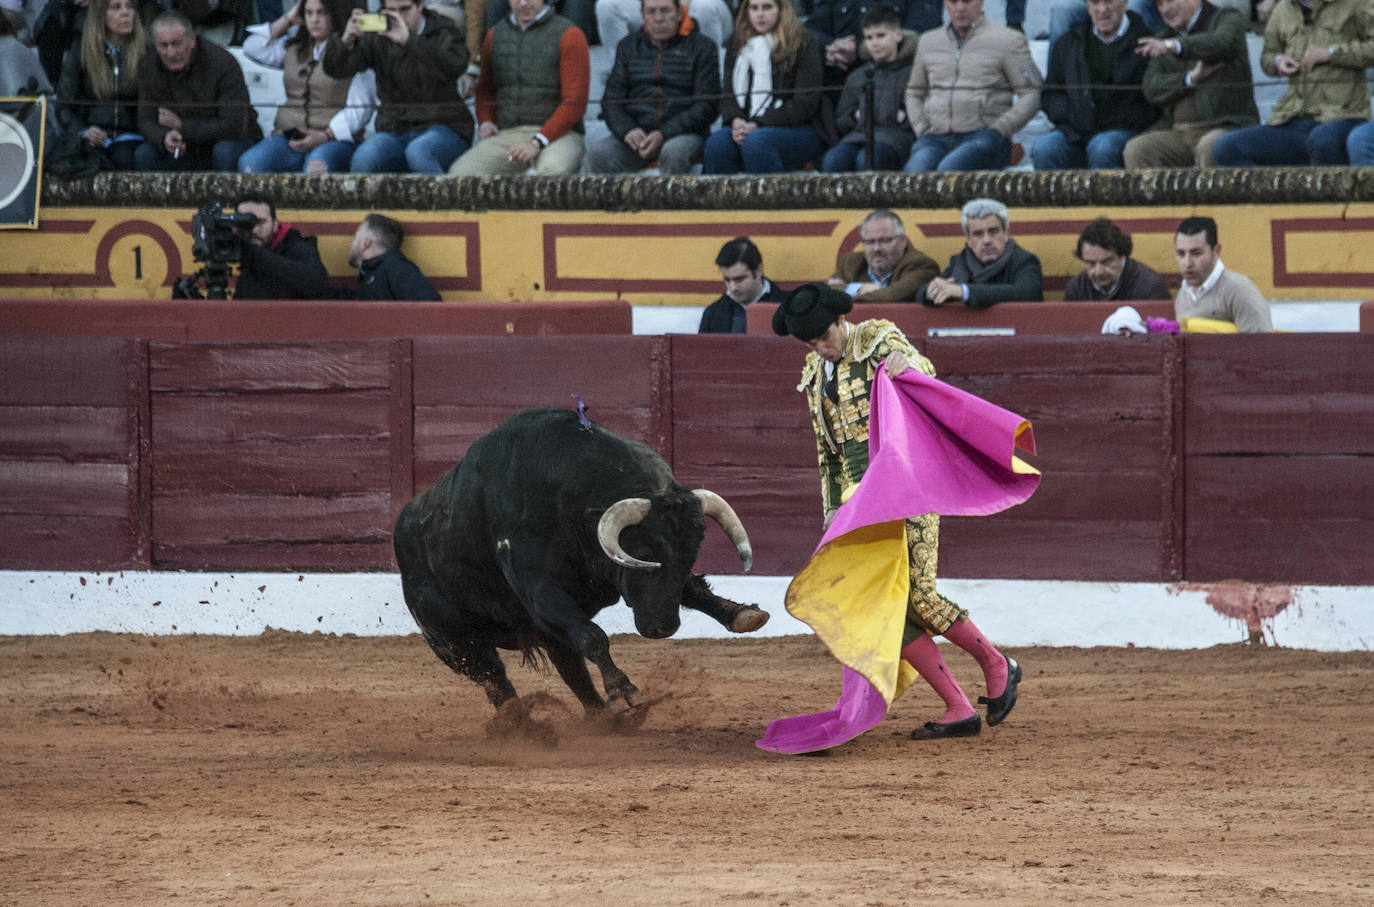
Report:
485,0,595,46
917,198,1043,307
27,0,87,87
1046,0,1166,47
348,213,443,300
238,0,378,173
903,0,1042,172
1349,121,1374,165
1123,0,1257,169
1172,215,1272,332
448,0,589,175
805,0,938,88
598,0,732,52
1033,0,1156,170
323,0,472,174
584,0,719,175
827,209,939,301
233,192,332,300
134,10,262,171
1064,217,1171,301
699,237,786,333
55,0,144,171
821,3,917,172
0,10,50,98
703,0,832,174
1212,0,1374,167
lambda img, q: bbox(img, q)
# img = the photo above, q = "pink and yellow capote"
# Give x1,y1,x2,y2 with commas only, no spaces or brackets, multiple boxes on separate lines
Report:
757,367,1040,754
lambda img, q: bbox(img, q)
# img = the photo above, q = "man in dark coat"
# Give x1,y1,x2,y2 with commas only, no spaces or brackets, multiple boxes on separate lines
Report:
699,237,786,334
584,0,719,175
917,198,1043,308
1032,0,1156,170
233,193,331,301
323,0,473,173
348,213,442,301
133,9,262,171
1064,217,1171,302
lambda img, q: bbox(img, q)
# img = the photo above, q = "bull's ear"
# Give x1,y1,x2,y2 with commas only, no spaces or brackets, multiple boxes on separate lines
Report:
694,489,753,572
597,498,662,569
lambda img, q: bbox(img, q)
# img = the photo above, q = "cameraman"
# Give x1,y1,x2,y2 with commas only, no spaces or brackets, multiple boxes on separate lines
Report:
234,192,332,300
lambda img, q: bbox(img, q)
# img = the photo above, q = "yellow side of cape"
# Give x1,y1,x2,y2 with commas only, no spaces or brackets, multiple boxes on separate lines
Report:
785,519,919,705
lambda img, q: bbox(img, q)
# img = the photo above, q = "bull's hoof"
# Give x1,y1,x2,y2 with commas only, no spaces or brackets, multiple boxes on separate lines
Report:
590,697,650,734
606,685,646,714
729,605,770,633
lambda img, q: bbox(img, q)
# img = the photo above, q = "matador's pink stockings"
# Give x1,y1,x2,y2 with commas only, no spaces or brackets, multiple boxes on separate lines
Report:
942,618,1009,699
900,635,976,724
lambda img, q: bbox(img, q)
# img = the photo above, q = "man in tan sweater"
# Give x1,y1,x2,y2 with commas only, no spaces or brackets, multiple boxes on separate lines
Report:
1172,216,1273,332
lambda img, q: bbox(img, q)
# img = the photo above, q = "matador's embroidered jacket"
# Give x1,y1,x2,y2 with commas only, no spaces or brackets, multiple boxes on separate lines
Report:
797,318,936,513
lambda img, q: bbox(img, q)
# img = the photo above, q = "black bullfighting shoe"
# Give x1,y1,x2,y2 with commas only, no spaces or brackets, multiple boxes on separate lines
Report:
978,655,1021,726
909,714,982,740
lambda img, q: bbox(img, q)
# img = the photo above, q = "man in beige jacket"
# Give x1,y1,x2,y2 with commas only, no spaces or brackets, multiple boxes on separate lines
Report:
1172,216,1273,332
903,0,1042,171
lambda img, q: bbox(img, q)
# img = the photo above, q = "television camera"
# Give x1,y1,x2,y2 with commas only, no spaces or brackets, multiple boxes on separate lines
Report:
172,202,258,299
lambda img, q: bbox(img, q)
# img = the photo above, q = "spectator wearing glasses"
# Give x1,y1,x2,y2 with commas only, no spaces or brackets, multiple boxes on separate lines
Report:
827,209,939,302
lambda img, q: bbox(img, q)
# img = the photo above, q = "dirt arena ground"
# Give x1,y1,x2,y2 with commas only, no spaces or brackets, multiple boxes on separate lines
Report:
3,630,1373,905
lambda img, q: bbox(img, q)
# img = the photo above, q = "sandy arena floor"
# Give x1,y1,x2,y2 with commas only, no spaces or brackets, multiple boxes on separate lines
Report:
3,630,1373,905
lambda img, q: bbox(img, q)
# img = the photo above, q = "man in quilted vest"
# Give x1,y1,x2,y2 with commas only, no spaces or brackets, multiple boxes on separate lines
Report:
447,0,590,175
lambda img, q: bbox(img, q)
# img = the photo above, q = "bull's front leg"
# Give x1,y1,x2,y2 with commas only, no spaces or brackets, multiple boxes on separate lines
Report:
496,544,643,714
681,574,770,633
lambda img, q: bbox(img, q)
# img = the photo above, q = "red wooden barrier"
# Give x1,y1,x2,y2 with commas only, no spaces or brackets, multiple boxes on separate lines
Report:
0,298,633,339
3,332,1372,583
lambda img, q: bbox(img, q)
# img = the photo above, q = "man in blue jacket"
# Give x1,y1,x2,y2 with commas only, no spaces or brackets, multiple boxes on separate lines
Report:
584,0,720,174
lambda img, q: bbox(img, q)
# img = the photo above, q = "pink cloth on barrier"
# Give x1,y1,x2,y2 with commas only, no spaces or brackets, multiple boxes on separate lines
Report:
757,368,1039,754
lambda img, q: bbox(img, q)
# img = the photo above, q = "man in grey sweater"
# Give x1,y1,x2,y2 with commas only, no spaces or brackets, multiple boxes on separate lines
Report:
1172,215,1272,332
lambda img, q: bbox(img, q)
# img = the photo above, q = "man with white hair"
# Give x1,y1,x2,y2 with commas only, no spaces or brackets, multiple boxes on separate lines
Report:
917,199,1043,308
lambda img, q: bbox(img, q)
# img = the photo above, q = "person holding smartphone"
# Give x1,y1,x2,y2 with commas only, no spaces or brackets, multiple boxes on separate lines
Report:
238,0,378,173
323,0,474,173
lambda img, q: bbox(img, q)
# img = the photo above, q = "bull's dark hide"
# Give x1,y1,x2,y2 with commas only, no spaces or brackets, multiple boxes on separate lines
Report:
392,406,765,731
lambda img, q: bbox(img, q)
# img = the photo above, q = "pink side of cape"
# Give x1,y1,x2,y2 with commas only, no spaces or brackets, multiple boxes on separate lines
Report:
757,368,1038,754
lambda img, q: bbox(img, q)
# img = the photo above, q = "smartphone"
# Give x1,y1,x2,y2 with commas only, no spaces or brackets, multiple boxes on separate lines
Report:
358,12,387,30
282,127,304,140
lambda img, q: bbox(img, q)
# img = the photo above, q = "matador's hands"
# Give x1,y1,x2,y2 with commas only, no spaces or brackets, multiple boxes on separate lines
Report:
884,351,910,376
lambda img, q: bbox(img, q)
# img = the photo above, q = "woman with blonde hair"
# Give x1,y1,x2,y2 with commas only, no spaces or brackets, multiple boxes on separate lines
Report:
702,0,829,174
55,0,145,170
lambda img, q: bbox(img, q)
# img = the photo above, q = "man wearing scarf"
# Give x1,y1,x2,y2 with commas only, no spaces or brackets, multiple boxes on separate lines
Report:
233,192,331,300
917,197,1044,308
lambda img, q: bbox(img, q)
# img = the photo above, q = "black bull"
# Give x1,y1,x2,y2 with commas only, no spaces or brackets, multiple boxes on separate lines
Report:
393,407,769,717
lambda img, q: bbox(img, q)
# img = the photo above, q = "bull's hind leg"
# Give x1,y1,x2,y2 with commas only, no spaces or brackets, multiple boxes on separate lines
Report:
681,574,770,633
419,628,517,709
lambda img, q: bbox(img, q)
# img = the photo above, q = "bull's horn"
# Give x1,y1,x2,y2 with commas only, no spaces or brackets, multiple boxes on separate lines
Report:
694,489,754,573
597,497,661,570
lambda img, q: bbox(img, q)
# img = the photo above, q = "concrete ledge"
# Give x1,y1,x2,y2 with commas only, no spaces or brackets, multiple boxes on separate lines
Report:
41,167,1374,212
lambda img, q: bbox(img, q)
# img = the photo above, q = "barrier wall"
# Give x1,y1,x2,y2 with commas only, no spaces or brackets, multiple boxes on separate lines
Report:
4,329,1371,583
